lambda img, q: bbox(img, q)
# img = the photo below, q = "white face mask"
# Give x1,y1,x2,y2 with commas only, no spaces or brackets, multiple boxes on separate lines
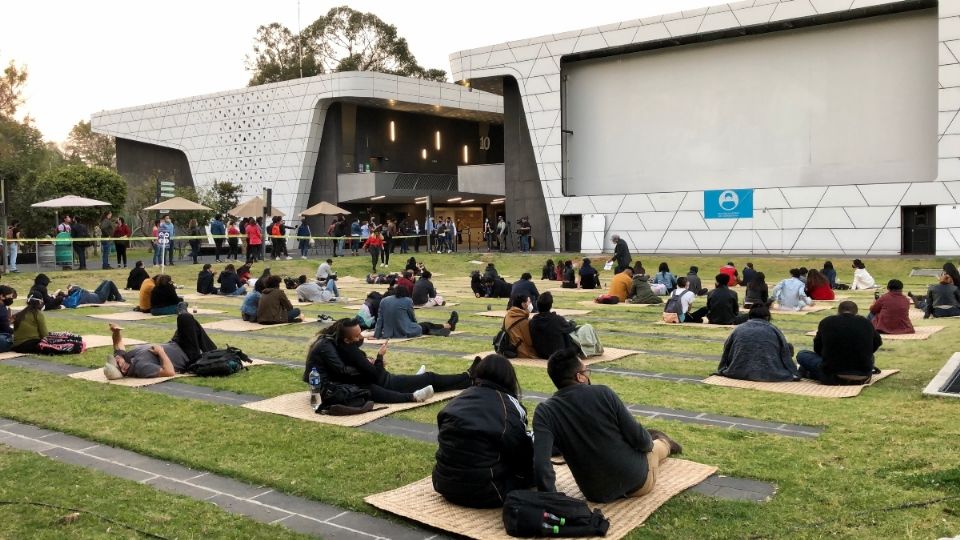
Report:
525,302,534,312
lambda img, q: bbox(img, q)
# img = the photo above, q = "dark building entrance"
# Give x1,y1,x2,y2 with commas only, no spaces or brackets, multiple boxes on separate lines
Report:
901,205,936,255
562,215,582,253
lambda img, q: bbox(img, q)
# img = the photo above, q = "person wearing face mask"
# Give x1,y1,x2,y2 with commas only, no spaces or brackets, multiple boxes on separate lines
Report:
532,348,683,504
102,314,217,380
303,318,475,403
503,294,537,359
0,286,17,353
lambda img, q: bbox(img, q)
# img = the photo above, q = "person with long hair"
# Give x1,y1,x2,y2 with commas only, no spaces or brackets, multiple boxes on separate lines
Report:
227,220,241,261
12,296,49,353
910,271,960,318
150,274,183,316
743,272,769,309
851,259,876,290
433,354,532,508
822,261,838,289
362,231,384,274
151,219,162,266
805,269,835,300
653,262,678,294
113,216,131,268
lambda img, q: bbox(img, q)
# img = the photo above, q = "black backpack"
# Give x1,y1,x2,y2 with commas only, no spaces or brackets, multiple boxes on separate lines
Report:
283,276,298,290
502,491,609,537
493,317,526,359
187,346,252,376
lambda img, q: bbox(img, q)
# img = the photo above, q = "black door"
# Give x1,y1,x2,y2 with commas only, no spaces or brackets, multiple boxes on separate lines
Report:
902,206,936,255
562,215,582,253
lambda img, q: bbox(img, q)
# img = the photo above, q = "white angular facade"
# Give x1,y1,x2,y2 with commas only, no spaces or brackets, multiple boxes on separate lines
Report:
450,0,960,255
91,72,502,218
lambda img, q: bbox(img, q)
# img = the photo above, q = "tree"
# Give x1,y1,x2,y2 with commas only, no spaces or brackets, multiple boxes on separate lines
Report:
200,180,243,216
26,165,127,234
246,6,446,86
65,120,116,168
0,54,27,119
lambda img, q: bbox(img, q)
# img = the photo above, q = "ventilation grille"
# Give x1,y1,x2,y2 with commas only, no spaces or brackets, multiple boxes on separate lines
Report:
392,173,457,191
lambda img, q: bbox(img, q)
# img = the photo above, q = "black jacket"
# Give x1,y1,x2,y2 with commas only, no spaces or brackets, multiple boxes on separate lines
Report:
433,383,533,508
126,267,149,291
196,271,217,295
217,271,242,294
706,286,739,325
489,278,512,298
579,264,599,289
29,275,61,311
507,279,540,309
412,278,437,306
529,312,576,360
813,313,882,380
613,239,631,270
302,336,364,387
150,283,180,309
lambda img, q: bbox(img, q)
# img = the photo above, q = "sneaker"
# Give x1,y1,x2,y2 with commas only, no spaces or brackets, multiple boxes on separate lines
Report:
416,364,426,375
447,311,459,331
176,302,189,315
215,259,222,263
301,256,307,260
412,385,435,403
468,356,482,378
647,429,683,455
286,256,293,260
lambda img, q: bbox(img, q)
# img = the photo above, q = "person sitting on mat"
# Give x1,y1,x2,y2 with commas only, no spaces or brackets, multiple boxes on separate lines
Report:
65,280,125,306
395,271,415,298
433,354,533,508
743,272,770,309
150,275,185,316
909,271,960,319
868,279,914,335
771,269,814,311
686,274,740,325
805,269,834,301
240,288,261,322
715,304,798,382
196,264,219,295
295,275,336,303
102,313,216,380
741,262,757,287
28,274,64,311
314,259,340,298
797,301,882,385
530,292,603,359
217,264,246,296
483,275,513,299
412,270,444,307
578,258,600,289
125,261,149,291
851,259,877,290
135,276,156,313
508,273,540,312
628,266,662,305
718,261,740,286
356,291,382,330
303,317,473,403
652,262,678,295
541,259,556,281
606,266,633,302
533,348,683,503
560,260,577,289
685,266,707,296
0,286,16,353
503,294,537,359
257,275,302,324
12,296,83,355
669,277,698,323
374,285,458,339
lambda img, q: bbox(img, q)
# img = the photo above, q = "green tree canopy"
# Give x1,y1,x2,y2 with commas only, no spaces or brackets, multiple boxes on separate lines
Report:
246,6,446,86
65,120,116,168
0,54,27,119
22,164,127,235
201,180,244,216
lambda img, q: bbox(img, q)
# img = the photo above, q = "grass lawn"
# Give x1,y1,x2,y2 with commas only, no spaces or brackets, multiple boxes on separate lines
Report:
0,249,958,538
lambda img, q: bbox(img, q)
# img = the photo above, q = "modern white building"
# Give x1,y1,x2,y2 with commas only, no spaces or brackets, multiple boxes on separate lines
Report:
451,0,960,256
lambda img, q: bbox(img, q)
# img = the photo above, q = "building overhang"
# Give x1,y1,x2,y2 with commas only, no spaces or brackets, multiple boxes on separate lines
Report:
337,165,505,205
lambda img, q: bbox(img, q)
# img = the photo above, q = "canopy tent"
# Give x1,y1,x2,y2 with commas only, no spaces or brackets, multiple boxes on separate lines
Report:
300,201,350,216
229,196,285,218
31,195,111,208
144,197,212,211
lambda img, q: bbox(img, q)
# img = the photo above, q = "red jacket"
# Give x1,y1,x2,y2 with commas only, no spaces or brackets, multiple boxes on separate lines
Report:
869,292,914,334
364,236,384,249
807,282,835,300
246,223,262,245
718,265,739,285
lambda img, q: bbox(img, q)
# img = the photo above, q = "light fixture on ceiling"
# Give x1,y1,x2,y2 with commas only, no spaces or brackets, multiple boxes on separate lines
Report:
389,121,395,142
415,199,427,204
435,131,441,151
447,197,461,202
415,196,427,201
462,145,469,164
460,199,475,204
491,200,504,205
371,195,386,201
421,149,427,160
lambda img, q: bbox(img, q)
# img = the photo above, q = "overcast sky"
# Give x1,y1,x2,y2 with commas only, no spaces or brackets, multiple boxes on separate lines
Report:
1,0,716,143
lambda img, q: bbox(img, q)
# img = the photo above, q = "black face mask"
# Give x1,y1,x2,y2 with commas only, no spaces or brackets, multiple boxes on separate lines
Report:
2,298,12,306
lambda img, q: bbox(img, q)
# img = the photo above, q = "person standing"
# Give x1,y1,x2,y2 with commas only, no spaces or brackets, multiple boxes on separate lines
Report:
496,216,507,252
363,231,384,274
210,214,226,262
296,220,311,259
97,211,114,269
450,218,459,253
113,217,131,268
412,218,420,253
381,219,394,267
150,219,161,266
517,217,531,252
226,220,241,261
6,221,20,273
245,217,262,263
71,219,91,270
483,218,494,252
187,219,203,264
608,234,632,274
351,217,361,255
159,215,176,266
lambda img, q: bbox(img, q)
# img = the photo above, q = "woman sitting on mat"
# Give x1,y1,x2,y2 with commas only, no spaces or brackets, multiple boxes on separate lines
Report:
743,272,769,309
909,270,960,319
150,274,184,316
12,296,82,355
503,294,537,359
433,354,533,508
805,269,835,301
125,262,150,291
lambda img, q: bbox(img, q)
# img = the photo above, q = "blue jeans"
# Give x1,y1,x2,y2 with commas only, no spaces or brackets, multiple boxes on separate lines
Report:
520,235,530,252
152,242,162,265
8,242,17,271
324,279,339,298
101,240,113,268
287,308,301,322
298,240,310,257
796,350,824,381
93,280,123,302
225,287,247,296
0,333,12,353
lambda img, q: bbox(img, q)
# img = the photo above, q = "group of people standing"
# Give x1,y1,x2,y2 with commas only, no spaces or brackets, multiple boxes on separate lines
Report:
52,212,133,271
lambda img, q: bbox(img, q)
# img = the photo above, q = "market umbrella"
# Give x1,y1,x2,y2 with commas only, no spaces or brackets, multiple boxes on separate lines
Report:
144,197,212,211
300,201,350,216
229,196,284,218
31,195,111,208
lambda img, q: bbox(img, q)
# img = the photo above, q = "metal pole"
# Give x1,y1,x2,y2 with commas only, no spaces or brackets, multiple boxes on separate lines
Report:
425,195,433,253
0,176,6,274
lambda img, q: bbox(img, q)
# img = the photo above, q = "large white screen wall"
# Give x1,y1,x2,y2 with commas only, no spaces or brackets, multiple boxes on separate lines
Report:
562,9,937,196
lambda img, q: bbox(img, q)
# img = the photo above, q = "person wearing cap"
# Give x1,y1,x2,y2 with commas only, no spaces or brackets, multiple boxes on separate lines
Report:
102,314,217,380
868,279,914,334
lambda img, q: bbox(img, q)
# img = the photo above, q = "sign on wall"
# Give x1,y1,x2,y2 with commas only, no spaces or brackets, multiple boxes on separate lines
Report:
704,189,754,219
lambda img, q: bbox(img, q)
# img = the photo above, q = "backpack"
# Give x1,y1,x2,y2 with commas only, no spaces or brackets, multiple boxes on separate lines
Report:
38,332,85,355
62,289,83,309
493,317,526,359
283,276,298,290
502,490,609,537
662,290,690,323
317,382,372,413
187,346,252,376
594,294,619,305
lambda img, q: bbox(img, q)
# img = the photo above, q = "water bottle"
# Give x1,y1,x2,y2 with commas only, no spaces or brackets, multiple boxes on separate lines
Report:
543,512,565,526
308,367,321,410
541,523,559,535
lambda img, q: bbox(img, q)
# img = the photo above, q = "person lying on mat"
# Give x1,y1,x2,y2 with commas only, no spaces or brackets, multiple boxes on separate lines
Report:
715,304,798,382
412,270,444,307
295,275,336,303
771,269,814,311
909,271,960,319
797,301,882,385
868,279,914,335
482,275,513,299
65,280,125,306
533,348,682,503
503,294,537,359
125,261,149,291
303,317,473,403
628,267,662,305
685,274,740,325
530,292,603,359
374,285,458,339
102,313,216,380
606,266,633,303
257,276,303,324
149,275,186,316
433,354,533,508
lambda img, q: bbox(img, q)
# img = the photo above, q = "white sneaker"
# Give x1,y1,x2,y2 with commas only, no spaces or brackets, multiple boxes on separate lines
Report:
286,256,293,260
301,256,307,260
416,364,426,375
412,385,434,403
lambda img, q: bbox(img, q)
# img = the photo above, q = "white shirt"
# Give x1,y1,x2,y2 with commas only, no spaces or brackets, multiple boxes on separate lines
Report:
852,268,876,290
316,262,332,280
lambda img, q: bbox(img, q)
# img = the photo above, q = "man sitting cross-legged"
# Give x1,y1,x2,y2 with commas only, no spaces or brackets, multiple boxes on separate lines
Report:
533,348,683,503
796,301,882,385
303,317,474,403
102,314,217,379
